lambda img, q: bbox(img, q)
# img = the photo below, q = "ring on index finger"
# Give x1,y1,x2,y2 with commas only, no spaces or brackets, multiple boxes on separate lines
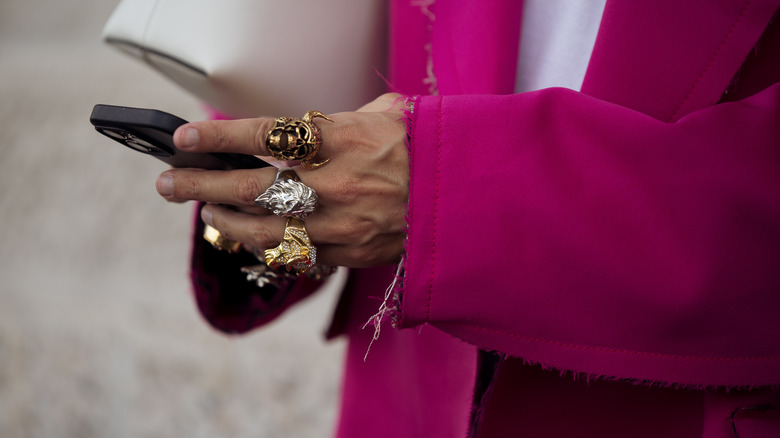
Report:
254,167,318,219
265,110,332,170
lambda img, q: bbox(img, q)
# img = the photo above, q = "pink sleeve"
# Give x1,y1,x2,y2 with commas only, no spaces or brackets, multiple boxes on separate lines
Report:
400,83,780,387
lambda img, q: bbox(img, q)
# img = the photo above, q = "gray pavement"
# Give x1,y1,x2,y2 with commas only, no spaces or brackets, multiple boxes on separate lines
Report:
0,2,345,437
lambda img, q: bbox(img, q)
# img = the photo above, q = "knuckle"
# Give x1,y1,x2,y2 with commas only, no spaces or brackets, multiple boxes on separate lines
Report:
248,225,278,249
329,120,361,149
326,174,362,204
332,216,375,246
233,175,263,205
177,177,201,199
349,245,380,266
210,124,231,151
346,218,373,241
254,122,268,154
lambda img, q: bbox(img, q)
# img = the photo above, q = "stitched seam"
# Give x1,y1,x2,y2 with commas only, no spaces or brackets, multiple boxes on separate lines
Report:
669,0,753,121
398,99,416,325
464,324,780,362
425,97,443,322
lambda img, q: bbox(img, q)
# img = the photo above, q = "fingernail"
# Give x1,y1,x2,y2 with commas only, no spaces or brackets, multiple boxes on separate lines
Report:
177,126,199,149
201,206,213,225
156,174,174,197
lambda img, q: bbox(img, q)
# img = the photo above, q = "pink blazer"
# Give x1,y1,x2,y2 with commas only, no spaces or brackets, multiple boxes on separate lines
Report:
190,0,780,436
398,0,780,388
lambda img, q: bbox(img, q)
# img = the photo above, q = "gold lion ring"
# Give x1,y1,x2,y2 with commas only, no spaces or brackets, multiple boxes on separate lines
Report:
264,218,317,275
265,110,333,170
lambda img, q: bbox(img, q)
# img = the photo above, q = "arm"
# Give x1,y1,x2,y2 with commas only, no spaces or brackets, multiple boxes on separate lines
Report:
400,84,780,387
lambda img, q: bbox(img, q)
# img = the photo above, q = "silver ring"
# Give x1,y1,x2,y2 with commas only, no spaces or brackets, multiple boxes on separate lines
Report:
255,167,318,219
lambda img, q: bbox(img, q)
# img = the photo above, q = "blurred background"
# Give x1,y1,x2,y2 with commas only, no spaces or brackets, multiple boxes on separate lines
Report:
0,1,346,437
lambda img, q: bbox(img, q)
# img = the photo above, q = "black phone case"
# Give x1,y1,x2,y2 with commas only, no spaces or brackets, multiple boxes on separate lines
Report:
90,104,268,170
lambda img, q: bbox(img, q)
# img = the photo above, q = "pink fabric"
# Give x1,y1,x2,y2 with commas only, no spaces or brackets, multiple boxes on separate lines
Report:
331,267,477,437
584,0,778,121
430,1,523,94
400,0,780,388
190,0,780,436
404,87,780,387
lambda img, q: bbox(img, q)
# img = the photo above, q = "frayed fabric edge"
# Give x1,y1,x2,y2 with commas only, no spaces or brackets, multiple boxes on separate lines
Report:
360,95,418,361
361,257,406,361
410,0,439,95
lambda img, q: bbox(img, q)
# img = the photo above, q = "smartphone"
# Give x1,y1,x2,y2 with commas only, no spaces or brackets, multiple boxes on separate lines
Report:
89,104,268,170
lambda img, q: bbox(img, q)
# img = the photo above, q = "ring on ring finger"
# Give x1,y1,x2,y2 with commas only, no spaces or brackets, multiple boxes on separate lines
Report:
264,218,316,275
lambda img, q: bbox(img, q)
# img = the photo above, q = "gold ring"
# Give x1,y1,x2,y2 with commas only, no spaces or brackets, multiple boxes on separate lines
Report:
265,110,332,170
264,218,316,275
202,224,242,253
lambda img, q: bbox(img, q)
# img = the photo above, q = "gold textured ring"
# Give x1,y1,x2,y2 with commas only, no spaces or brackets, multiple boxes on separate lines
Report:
203,224,242,253
265,110,333,170
264,218,316,275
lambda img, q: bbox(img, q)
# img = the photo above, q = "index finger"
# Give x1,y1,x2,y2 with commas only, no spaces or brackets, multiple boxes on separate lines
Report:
174,118,274,156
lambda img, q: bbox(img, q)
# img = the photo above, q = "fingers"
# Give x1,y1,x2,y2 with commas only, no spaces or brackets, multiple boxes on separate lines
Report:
172,96,402,158
201,204,286,248
174,118,275,156
156,167,277,207
201,202,335,248
174,112,341,165
201,203,406,268
164,100,410,270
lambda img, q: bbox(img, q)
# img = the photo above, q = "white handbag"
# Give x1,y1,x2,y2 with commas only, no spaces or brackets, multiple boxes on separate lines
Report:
102,0,388,117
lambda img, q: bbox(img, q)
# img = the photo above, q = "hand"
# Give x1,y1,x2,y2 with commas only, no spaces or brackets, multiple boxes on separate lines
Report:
155,93,410,268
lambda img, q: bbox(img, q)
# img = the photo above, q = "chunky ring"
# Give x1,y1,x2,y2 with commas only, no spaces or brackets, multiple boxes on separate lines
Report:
265,110,332,170
254,167,318,219
264,218,316,275
203,224,242,253
244,246,335,286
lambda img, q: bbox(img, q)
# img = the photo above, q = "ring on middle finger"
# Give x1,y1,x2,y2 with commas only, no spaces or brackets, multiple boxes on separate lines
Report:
254,167,318,219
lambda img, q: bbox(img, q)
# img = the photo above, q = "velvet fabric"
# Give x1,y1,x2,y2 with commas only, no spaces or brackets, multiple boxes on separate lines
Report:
190,0,780,436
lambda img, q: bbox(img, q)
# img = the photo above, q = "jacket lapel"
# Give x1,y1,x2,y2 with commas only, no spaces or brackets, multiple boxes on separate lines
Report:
412,0,777,117
582,0,780,121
